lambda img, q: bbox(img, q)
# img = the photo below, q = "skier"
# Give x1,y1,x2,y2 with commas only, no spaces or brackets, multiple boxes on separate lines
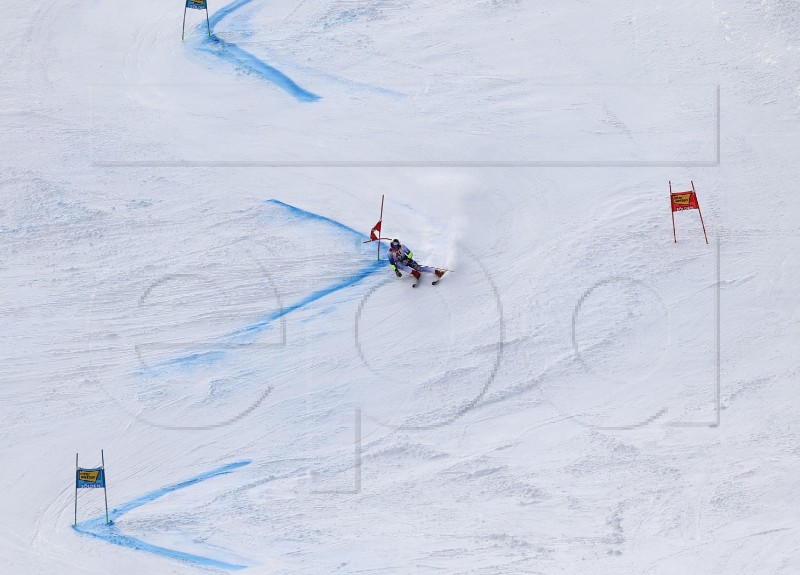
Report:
387,239,445,287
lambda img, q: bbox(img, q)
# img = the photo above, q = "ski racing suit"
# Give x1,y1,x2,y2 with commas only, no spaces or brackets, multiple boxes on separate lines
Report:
388,244,438,276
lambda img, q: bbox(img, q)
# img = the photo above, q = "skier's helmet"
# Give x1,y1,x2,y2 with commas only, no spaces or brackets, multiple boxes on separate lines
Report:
390,239,401,249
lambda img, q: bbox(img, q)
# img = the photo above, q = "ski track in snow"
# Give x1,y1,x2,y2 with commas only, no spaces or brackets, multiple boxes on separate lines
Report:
73,461,251,570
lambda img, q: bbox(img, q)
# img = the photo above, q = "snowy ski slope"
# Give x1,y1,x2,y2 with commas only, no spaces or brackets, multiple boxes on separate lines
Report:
1,0,799,573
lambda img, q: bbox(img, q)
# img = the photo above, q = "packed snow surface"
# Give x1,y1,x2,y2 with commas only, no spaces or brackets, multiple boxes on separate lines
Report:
2,0,799,573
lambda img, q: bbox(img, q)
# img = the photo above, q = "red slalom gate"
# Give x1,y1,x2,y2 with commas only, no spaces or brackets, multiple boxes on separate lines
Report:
670,180,708,244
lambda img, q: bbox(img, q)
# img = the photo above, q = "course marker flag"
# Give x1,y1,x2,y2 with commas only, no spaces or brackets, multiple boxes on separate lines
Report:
75,451,110,525
370,220,382,241
363,194,385,260
183,0,211,41
669,180,708,244
77,468,105,488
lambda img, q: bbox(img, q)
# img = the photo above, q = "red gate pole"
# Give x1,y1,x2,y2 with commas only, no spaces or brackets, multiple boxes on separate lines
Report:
377,194,384,261
692,181,709,244
669,181,677,243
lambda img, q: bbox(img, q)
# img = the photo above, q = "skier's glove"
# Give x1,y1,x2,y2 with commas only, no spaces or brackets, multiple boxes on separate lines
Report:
395,269,402,278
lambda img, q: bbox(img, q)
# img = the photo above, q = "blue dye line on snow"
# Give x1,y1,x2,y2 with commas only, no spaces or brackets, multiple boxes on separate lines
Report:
229,199,385,336
264,198,365,239
195,0,320,102
74,461,251,570
157,350,225,369
145,199,384,372
206,0,256,28
232,256,384,338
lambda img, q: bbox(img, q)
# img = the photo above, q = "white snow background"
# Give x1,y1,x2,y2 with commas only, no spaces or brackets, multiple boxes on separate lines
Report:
1,0,799,573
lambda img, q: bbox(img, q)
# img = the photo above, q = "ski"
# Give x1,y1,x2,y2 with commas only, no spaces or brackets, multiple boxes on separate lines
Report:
432,269,447,285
